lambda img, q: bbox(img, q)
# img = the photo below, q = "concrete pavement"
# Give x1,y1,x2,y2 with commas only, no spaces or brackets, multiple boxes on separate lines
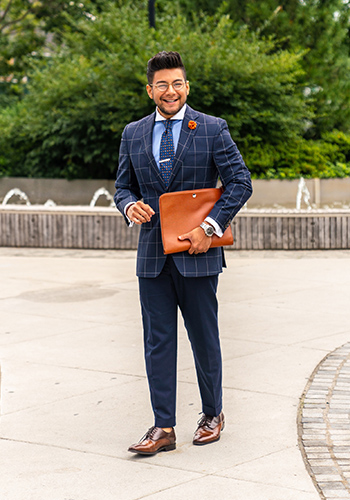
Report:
0,248,350,500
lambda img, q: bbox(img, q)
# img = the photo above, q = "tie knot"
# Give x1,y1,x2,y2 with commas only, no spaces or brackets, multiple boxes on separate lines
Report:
164,120,173,132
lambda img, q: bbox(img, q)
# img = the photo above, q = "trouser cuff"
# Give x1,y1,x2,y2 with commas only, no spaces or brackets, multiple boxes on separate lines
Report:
202,404,222,417
155,418,176,428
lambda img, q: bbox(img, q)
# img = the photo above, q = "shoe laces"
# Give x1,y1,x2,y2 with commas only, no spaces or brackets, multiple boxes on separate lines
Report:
197,413,213,428
139,426,157,442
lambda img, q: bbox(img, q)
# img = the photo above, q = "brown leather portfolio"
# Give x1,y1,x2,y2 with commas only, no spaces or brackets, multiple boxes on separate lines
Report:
159,187,234,255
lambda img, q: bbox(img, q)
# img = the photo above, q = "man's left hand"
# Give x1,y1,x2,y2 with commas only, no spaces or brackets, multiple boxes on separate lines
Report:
178,227,212,255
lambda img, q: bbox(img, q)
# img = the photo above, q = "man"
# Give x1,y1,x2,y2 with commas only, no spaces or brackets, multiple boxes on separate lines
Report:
115,51,252,455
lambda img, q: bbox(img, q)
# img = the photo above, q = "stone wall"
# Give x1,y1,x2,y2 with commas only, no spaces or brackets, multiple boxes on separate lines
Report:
1,207,349,250
1,177,350,208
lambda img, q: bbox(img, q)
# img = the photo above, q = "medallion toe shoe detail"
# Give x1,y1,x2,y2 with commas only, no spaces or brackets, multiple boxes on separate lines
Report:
128,426,176,455
193,411,225,445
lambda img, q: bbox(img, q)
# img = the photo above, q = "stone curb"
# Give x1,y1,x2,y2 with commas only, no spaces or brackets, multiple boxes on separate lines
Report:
298,343,350,500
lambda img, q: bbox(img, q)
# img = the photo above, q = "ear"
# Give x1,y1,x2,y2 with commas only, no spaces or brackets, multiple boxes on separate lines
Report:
146,84,153,100
186,80,190,96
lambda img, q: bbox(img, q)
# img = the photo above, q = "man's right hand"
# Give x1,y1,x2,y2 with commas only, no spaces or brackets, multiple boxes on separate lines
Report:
127,201,155,225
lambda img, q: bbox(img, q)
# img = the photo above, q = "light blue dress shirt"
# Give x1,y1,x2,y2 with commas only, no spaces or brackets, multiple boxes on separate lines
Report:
152,106,185,168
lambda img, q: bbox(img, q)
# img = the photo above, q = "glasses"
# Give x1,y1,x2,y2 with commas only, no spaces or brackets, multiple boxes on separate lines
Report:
149,80,186,92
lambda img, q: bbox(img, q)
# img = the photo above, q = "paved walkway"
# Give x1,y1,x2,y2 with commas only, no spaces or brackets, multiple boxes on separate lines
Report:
0,248,349,500
300,342,350,499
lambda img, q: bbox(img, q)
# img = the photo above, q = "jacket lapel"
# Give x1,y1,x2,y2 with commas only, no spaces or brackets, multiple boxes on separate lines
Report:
167,106,199,189
141,113,167,188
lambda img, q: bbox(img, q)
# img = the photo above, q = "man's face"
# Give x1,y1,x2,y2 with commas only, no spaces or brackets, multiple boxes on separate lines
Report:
146,68,189,118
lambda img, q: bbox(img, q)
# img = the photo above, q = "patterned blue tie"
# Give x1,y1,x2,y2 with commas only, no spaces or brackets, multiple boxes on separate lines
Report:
159,120,175,187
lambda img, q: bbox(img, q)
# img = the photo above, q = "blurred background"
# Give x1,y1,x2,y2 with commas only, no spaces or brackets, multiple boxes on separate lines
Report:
0,0,349,183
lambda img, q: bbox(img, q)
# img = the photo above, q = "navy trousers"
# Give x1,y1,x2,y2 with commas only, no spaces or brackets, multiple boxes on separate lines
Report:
139,256,222,428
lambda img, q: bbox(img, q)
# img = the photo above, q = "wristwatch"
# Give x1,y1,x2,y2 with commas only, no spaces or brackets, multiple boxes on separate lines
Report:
200,222,215,237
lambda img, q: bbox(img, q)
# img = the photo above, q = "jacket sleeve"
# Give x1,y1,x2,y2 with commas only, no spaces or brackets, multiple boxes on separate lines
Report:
114,125,142,225
208,119,253,232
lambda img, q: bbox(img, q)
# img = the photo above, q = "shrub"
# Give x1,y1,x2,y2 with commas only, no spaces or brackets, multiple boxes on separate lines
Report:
244,134,350,179
0,2,310,179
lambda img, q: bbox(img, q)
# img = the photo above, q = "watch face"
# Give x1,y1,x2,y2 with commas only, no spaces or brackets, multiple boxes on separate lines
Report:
206,226,214,237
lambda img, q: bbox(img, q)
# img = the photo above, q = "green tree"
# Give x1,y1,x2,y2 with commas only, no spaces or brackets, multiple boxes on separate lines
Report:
291,0,350,136
0,2,310,179
174,0,350,136
1,1,349,180
0,3,308,177
247,0,350,137
0,0,106,107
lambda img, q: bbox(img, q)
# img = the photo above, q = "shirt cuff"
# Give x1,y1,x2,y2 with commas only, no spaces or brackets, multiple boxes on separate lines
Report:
205,217,223,237
124,202,135,227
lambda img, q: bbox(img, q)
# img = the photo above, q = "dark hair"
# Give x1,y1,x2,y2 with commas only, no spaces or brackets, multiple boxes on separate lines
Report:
147,51,187,84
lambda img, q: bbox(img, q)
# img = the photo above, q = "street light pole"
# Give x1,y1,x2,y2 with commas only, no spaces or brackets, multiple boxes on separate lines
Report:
148,0,155,28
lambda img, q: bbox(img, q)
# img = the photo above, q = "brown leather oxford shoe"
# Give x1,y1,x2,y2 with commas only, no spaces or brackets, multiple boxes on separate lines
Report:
128,426,176,455
193,411,225,445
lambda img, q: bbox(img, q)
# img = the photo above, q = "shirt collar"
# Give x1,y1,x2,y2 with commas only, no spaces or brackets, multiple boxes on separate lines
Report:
155,104,187,122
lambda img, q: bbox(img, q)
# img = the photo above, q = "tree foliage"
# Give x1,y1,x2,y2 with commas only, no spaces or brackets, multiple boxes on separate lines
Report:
0,2,312,178
0,0,349,179
0,0,105,106
176,0,350,137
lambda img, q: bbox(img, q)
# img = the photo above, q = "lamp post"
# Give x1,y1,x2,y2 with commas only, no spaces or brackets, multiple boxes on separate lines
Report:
148,0,155,28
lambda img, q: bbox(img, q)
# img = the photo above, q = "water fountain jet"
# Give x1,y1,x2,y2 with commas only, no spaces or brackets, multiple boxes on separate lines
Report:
89,188,114,208
296,177,312,210
1,188,31,206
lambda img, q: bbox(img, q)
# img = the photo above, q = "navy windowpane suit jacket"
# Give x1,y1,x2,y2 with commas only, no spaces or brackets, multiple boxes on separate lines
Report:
115,105,253,278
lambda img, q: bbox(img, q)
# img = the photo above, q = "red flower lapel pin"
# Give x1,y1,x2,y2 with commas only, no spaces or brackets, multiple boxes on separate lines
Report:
188,120,197,130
